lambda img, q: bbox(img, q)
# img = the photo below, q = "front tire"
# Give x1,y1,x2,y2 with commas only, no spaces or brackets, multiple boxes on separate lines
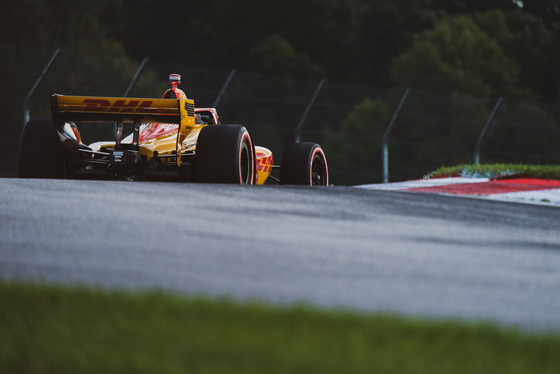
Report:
280,142,329,186
195,124,256,184
18,118,64,178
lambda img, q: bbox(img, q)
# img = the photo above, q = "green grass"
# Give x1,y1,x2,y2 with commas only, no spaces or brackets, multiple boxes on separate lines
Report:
2,281,560,374
425,164,560,180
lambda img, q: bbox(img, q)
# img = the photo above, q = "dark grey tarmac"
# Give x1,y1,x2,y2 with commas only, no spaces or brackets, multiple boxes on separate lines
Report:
1,178,559,331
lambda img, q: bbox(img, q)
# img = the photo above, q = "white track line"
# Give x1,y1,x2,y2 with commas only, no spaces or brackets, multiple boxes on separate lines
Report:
356,178,560,206
356,177,489,191
487,190,560,205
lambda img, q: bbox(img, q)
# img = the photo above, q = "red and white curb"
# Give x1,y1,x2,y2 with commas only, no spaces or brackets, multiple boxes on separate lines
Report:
357,178,560,206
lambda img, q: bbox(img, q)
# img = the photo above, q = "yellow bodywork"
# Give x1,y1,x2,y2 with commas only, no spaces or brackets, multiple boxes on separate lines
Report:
255,146,273,185
137,125,204,158
51,94,274,184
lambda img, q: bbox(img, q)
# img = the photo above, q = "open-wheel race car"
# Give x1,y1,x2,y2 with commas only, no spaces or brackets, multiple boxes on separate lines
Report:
18,74,329,185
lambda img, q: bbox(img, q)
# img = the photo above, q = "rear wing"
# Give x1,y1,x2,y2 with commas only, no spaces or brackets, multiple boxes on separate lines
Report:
51,94,196,166
51,94,195,124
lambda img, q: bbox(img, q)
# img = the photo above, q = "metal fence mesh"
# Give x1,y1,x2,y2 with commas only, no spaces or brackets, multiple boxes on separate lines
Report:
2,44,559,183
483,99,560,165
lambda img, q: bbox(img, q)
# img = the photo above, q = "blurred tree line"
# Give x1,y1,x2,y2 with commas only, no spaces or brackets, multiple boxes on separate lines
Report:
2,0,560,182
2,0,559,101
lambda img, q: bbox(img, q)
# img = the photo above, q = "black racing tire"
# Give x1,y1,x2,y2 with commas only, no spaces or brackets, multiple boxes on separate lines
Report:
194,124,256,184
280,142,329,186
18,118,64,178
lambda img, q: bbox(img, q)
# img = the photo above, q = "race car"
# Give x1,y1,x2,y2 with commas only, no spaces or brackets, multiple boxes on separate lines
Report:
18,74,329,185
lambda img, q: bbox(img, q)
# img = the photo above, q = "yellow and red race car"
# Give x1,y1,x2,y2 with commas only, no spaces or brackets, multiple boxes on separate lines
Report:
18,74,329,185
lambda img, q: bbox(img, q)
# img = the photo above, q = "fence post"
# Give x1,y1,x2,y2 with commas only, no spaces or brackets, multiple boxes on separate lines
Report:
382,87,411,183
23,48,61,127
474,97,503,165
212,69,236,108
295,79,326,143
123,58,148,97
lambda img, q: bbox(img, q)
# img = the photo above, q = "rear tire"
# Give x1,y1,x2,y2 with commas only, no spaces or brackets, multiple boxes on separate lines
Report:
18,118,64,178
195,124,256,184
280,142,329,186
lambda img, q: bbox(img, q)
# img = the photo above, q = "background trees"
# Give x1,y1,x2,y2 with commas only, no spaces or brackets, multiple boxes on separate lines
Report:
391,15,525,98
2,0,559,182
0,0,126,57
2,0,559,102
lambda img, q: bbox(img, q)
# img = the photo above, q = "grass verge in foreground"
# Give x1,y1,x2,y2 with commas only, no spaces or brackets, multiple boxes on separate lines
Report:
2,281,560,374
425,164,560,180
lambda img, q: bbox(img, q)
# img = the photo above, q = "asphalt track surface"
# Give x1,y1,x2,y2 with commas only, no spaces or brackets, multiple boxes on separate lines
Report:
1,178,560,331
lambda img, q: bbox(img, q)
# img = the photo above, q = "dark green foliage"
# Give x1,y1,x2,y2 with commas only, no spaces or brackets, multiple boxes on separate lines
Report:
483,100,560,164
245,35,324,80
392,16,523,98
3,1,560,101
322,96,394,184
0,0,126,56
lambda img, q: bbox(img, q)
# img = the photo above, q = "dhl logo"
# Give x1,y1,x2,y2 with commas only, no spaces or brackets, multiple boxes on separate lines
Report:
80,99,174,114
257,153,273,173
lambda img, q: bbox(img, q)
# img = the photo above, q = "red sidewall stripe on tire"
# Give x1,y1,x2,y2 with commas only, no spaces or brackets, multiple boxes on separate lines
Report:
310,147,328,186
239,131,254,185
